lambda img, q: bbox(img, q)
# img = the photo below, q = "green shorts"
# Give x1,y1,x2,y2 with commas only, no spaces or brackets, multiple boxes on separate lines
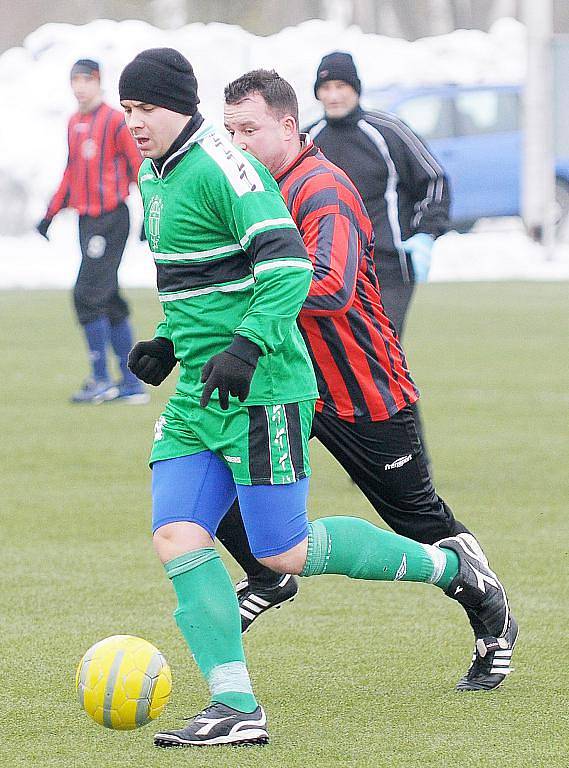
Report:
150,393,315,486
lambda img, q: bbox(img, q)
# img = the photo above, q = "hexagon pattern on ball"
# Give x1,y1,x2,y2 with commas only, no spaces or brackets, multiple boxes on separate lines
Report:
76,635,172,730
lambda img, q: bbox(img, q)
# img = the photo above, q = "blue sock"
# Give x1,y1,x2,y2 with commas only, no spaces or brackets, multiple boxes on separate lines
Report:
83,318,110,380
109,319,138,386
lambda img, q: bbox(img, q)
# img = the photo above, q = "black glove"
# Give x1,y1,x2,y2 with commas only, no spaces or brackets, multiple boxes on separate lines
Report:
36,217,51,240
127,337,177,386
140,222,147,242
200,335,261,410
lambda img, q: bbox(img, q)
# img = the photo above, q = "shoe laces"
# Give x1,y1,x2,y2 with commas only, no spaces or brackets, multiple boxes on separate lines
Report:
183,703,223,721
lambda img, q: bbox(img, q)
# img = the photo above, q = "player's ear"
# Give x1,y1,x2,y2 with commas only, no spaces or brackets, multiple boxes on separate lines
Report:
282,115,297,139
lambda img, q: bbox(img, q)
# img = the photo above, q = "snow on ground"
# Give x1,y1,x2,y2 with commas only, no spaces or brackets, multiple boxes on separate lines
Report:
1,15,566,286
6,209,568,290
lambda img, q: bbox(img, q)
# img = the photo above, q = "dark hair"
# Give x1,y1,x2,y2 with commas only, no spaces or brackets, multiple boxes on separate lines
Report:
224,69,299,125
70,59,100,78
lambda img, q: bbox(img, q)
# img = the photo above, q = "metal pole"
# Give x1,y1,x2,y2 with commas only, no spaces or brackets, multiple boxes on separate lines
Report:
522,0,556,259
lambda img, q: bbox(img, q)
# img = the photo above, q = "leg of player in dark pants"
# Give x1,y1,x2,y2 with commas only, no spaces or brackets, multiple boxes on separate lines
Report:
74,203,141,399
216,406,505,692
311,407,469,542
379,266,430,471
216,405,470,600
75,212,115,385
102,204,143,391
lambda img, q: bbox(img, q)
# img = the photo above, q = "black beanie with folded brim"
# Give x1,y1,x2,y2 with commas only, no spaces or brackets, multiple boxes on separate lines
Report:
119,47,199,116
314,51,361,97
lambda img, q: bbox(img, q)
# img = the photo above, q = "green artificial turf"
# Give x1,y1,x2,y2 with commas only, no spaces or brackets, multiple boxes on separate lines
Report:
1,283,567,767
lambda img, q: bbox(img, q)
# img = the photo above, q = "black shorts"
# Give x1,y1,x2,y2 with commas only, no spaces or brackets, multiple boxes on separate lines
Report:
312,405,468,544
74,203,130,325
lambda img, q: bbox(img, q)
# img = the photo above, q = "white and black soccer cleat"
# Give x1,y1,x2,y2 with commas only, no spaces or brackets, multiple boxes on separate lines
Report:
436,533,518,691
455,613,519,691
154,703,269,747
236,574,298,633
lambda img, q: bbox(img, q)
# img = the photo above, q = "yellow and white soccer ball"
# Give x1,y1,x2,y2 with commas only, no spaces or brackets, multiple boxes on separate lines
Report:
76,635,172,730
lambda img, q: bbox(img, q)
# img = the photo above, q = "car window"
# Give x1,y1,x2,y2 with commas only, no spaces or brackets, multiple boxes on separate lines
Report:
455,91,520,135
395,95,454,140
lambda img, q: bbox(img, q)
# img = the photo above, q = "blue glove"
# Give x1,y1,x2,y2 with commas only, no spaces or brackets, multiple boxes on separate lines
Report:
402,233,434,283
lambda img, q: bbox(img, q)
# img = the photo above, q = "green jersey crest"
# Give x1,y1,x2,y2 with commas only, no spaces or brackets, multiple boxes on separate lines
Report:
148,195,163,250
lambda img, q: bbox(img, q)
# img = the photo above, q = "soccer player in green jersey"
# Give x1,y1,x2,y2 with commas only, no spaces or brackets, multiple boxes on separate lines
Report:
119,48,513,748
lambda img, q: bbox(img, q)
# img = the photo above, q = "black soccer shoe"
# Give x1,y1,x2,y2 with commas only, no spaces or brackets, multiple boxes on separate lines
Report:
236,574,298,633
154,703,268,747
436,533,518,691
455,614,519,691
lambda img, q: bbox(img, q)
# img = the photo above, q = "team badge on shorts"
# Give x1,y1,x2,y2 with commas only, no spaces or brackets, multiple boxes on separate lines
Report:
86,235,106,259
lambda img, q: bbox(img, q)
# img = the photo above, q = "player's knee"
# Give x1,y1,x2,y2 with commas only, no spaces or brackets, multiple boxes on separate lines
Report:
152,521,214,564
257,537,308,575
74,290,102,323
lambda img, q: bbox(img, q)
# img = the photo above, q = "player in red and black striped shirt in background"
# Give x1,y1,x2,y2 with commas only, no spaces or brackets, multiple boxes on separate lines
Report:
36,59,148,404
218,70,517,692
280,133,417,423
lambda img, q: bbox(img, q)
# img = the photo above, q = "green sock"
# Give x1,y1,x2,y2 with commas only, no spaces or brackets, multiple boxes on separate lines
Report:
165,548,257,713
300,517,459,589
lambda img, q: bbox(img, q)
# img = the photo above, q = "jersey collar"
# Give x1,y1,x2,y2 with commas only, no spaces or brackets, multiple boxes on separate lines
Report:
274,135,319,184
151,111,210,178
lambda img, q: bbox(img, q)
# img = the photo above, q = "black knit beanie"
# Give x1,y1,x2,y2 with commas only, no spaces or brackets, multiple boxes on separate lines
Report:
119,48,199,115
314,51,361,97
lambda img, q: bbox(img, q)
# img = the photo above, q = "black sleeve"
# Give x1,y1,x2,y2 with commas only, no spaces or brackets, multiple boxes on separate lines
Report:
375,114,451,237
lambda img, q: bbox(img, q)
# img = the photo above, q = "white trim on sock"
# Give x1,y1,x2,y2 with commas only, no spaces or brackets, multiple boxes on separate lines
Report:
207,661,253,697
421,543,447,584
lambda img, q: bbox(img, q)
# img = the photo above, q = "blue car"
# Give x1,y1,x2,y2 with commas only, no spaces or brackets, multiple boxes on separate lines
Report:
364,83,569,233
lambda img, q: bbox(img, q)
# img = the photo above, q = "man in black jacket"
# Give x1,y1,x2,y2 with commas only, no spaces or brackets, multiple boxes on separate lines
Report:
307,51,450,461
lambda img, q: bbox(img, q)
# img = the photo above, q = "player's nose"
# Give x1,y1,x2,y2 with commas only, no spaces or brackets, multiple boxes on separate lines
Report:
128,114,144,129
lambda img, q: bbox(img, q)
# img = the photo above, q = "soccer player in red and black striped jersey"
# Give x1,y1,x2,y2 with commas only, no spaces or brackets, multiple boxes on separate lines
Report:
36,59,147,404
218,70,517,692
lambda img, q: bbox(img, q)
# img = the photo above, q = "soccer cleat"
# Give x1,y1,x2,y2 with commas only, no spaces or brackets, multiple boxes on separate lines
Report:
236,574,298,633
112,381,150,404
436,533,517,691
153,703,268,747
70,378,119,404
456,614,519,691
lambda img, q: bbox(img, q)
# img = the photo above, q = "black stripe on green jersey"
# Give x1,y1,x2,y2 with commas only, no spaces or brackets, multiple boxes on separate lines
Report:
247,227,310,267
156,252,251,295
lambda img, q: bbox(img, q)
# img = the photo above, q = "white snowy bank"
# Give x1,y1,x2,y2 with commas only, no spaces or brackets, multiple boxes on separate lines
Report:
1,15,567,285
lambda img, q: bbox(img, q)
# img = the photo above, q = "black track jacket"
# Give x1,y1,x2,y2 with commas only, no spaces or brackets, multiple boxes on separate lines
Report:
307,106,450,282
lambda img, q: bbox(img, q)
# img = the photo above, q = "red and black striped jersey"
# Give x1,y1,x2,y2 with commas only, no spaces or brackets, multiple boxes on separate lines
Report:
276,140,419,422
45,102,141,220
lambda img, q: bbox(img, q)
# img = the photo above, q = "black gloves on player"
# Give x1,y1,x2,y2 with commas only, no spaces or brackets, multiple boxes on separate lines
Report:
128,337,177,386
36,218,51,239
200,335,261,410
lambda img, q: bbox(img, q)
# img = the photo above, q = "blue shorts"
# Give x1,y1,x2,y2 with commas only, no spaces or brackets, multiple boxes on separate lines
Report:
152,452,310,558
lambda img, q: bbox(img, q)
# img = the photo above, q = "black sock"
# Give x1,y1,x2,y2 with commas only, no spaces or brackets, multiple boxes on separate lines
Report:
217,500,282,588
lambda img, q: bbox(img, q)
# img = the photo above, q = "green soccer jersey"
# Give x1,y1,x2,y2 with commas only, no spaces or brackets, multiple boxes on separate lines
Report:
139,120,318,406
